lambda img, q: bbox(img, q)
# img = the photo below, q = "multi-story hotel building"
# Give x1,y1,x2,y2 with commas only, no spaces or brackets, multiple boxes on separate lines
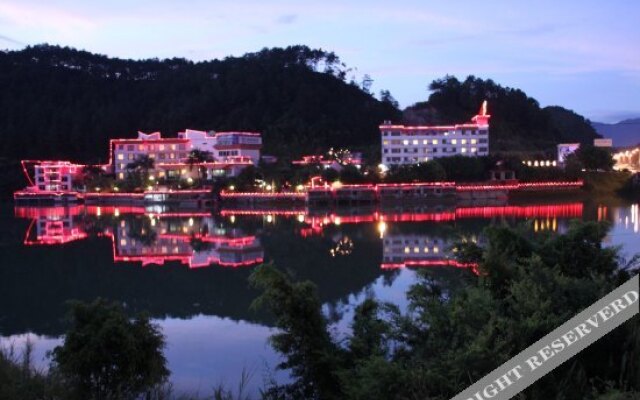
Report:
380,102,490,168
111,130,262,180
33,161,82,192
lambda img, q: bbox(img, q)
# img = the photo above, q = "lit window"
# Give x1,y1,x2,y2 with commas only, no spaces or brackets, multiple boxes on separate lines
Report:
461,148,467,153
138,145,144,151
451,139,457,145
461,139,467,144
171,144,177,151
433,246,439,253
170,153,176,159
120,239,127,246
159,145,165,151
412,140,418,145
404,246,410,254
471,148,477,152
118,172,124,179
432,139,438,145
471,139,477,144
403,140,409,145
424,247,429,253
383,140,389,145
422,140,427,145
414,247,420,253
117,154,124,160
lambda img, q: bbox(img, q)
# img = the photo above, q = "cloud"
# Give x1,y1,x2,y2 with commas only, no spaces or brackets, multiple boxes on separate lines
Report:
275,13,297,25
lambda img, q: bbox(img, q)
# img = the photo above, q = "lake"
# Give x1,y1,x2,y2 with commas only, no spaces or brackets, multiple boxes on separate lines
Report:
0,198,638,396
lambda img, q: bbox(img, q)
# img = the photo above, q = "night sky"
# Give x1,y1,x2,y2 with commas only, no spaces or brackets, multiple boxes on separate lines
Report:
1,0,639,122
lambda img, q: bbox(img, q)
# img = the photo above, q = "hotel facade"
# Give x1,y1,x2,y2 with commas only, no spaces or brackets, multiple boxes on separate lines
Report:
111,129,262,180
380,102,490,168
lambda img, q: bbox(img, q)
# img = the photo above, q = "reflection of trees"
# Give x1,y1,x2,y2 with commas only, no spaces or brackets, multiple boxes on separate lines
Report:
126,217,157,246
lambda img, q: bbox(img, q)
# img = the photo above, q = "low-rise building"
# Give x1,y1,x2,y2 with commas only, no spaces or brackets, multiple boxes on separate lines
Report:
557,143,580,164
380,101,490,168
111,130,261,180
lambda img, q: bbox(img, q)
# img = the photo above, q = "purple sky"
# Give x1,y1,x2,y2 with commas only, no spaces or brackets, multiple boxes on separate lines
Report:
1,0,639,122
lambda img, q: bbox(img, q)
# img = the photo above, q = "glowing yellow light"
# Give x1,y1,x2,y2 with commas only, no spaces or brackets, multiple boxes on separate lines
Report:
461,139,467,144
187,177,193,184
331,180,343,189
149,175,155,181
265,185,273,191
404,246,410,254
114,208,120,217
147,185,154,191
228,185,235,191
188,217,194,227
96,207,101,216
377,221,387,238
413,246,420,253
403,140,409,145
230,215,236,223
113,186,119,192
334,217,342,226
266,215,274,223
451,139,457,144
297,214,305,223
433,246,439,253
296,184,305,192
424,247,429,253
432,139,438,145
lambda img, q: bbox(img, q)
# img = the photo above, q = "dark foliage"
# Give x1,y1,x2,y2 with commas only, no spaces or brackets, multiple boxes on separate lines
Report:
251,222,640,400
403,76,600,152
0,44,400,165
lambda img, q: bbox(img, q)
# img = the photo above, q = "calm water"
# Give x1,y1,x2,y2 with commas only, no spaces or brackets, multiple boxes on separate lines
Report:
0,198,638,395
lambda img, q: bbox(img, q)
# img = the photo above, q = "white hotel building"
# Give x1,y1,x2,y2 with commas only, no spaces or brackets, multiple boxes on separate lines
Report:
111,130,262,180
380,102,490,168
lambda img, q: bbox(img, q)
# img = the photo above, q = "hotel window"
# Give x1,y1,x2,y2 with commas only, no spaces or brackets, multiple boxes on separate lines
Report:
461,139,467,144
159,153,166,159
412,140,418,145
117,154,124,160
171,144,177,151
149,145,155,150
128,154,134,160
471,139,477,144
383,140,389,145
170,153,176,159
471,148,477,153
451,139,457,144
118,172,124,179
442,139,448,144
119,163,126,170
432,139,438,145
159,145,165,151
127,145,134,151
479,138,488,143
461,148,467,153
118,145,123,150
179,144,186,150
138,144,145,151
149,153,155,158
403,140,409,145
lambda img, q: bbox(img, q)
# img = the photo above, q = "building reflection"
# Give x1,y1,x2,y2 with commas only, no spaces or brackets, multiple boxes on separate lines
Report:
16,206,264,268
16,201,594,273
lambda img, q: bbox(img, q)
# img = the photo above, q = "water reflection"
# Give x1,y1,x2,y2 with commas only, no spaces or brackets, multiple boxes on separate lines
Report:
3,200,638,394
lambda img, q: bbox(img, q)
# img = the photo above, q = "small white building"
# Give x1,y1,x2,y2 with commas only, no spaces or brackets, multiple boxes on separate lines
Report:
557,143,580,164
380,102,490,168
594,138,613,148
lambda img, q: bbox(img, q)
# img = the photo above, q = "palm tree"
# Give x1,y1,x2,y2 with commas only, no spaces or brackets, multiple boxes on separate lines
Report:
126,155,155,188
187,149,214,181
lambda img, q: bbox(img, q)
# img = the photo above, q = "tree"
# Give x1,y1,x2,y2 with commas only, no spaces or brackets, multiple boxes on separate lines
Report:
50,299,168,400
576,144,615,171
250,265,343,399
250,222,640,400
187,149,214,181
379,90,399,109
125,154,155,188
385,160,447,183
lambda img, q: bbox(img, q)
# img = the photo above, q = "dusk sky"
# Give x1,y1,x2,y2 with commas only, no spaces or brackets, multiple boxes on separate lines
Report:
1,0,639,123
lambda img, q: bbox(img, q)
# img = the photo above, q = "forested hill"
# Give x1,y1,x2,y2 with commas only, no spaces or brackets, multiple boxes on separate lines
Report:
0,44,400,163
0,45,601,166
403,76,600,153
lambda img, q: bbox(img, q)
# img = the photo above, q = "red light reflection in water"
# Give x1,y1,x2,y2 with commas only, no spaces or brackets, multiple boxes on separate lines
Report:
15,203,583,273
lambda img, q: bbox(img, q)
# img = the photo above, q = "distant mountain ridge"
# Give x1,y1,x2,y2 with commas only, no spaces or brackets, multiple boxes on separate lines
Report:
592,119,640,147
0,44,603,165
